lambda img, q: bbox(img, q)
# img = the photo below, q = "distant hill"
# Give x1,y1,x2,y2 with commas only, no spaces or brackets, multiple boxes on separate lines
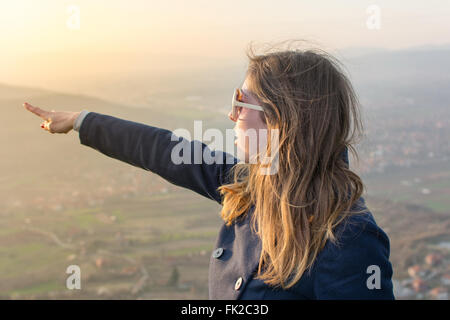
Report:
0,83,51,100
343,47,450,112
365,195,450,278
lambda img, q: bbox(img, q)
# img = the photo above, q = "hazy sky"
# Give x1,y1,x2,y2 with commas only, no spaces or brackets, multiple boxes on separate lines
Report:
1,0,449,90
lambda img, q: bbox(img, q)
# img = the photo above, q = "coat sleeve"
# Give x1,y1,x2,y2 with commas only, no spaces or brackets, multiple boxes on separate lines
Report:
313,217,395,300
78,112,238,204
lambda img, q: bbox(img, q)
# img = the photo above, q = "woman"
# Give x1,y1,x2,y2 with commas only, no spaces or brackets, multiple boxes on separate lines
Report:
24,44,394,299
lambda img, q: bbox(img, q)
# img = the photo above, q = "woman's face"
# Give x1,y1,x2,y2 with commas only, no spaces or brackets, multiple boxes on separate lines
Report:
228,78,268,162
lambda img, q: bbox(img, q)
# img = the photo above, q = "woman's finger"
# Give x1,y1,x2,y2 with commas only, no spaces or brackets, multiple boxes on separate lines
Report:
24,102,51,120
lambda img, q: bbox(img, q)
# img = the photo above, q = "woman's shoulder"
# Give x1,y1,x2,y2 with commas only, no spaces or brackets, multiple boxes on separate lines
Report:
319,196,391,262
334,197,390,245
310,196,395,299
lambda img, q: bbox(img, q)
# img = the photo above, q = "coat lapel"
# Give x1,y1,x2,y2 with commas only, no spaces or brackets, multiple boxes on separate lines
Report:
209,206,262,299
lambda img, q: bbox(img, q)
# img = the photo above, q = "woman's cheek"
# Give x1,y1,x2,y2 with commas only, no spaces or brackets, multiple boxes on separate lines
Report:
258,129,268,155
233,130,246,160
234,129,267,162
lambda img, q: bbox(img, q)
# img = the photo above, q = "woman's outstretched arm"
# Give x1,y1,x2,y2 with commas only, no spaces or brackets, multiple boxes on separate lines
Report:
78,111,237,204
23,103,238,204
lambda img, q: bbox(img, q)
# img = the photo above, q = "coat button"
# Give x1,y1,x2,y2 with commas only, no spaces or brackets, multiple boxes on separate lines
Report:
212,247,224,259
234,277,243,291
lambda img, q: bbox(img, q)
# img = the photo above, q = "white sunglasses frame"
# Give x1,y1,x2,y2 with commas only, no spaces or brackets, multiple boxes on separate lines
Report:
231,87,265,120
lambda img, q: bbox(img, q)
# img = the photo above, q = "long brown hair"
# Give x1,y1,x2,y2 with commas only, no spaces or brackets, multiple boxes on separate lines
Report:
217,40,368,289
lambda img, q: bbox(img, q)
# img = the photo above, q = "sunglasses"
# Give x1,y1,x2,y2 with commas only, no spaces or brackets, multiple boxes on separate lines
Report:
231,87,265,121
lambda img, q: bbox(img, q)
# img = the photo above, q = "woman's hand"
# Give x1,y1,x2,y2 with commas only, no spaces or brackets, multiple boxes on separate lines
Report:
23,102,81,134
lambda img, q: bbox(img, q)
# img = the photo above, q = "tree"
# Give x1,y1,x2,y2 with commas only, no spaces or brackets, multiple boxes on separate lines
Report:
167,266,180,287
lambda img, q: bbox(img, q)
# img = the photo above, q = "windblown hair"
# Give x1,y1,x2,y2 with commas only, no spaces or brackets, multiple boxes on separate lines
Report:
217,40,368,289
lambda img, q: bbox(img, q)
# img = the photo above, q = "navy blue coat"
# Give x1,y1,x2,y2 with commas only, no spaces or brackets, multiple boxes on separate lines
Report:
78,112,395,300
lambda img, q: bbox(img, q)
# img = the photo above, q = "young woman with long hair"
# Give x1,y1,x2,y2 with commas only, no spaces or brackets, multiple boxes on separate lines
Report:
24,41,394,299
